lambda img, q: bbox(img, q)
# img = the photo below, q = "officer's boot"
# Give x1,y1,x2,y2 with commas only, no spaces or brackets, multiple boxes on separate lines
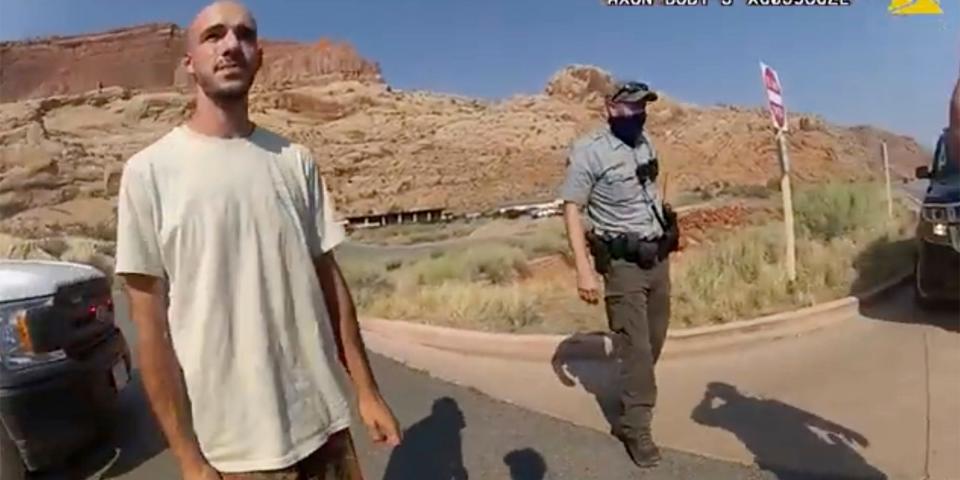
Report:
619,408,661,468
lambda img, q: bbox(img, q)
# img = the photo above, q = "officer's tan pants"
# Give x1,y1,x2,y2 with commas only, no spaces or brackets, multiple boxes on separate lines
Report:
603,258,671,440
220,430,363,480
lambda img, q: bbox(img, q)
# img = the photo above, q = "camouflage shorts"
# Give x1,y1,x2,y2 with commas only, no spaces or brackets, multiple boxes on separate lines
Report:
220,430,363,480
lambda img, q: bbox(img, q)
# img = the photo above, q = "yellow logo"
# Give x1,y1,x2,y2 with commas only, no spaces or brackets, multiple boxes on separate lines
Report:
888,0,943,15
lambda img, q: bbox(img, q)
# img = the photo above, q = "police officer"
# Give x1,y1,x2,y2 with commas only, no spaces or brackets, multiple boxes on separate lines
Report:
559,80,679,469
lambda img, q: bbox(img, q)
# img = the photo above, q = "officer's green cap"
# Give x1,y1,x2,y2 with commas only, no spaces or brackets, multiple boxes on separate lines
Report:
607,81,659,103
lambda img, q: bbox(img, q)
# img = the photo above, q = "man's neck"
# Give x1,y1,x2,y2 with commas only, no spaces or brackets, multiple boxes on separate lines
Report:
186,93,255,139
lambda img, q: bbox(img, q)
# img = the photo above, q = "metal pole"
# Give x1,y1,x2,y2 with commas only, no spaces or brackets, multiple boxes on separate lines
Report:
777,130,797,283
882,141,894,221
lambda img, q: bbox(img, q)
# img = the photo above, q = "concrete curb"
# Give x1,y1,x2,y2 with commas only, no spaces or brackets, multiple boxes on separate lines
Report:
360,270,913,362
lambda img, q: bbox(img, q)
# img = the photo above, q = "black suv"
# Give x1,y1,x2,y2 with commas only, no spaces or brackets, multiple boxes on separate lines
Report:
0,260,131,478
914,131,960,307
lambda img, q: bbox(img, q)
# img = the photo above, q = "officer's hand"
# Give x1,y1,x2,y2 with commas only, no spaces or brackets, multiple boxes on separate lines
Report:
577,270,600,304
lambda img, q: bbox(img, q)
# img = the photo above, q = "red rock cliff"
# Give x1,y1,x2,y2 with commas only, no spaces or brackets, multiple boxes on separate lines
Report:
0,23,382,102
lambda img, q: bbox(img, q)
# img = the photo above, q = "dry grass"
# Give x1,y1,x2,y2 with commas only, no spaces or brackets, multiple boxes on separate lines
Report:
365,282,545,332
342,181,917,333
671,182,915,328
347,220,483,245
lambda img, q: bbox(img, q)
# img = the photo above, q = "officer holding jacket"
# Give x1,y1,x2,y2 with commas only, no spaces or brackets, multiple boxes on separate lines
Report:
559,80,679,469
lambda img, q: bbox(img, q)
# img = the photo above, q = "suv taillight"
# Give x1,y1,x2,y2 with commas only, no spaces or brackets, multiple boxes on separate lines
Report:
0,297,67,369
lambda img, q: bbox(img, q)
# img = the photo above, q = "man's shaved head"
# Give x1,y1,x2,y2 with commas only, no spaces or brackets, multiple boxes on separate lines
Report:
186,1,257,52
183,0,262,101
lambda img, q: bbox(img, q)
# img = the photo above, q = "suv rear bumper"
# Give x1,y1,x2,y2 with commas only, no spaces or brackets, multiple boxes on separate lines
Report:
917,240,960,301
0,328,130,472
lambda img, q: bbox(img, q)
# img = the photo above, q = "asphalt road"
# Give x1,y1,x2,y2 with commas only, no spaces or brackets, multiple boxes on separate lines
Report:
44,300,776,480
900,179,929,207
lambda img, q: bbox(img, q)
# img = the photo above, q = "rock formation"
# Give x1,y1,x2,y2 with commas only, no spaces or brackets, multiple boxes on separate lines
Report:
0,26,931,241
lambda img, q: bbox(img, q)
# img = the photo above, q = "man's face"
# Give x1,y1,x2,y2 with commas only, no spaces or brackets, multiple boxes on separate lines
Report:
184,2,262,101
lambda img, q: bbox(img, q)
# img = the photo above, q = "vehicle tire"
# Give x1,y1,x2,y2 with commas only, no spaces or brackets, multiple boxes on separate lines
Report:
0,424,26,480
914,275,936,311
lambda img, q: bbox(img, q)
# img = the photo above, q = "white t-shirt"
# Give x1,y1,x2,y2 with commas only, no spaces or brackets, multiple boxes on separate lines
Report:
114,125,351,472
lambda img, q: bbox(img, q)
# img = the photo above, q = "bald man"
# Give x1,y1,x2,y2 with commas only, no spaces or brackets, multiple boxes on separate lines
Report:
114,2,401,479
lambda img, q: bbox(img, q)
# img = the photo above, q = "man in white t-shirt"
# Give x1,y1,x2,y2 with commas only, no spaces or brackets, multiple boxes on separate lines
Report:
114,2,402,479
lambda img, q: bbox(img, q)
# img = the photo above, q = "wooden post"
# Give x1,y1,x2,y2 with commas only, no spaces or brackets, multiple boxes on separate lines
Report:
881,141,894,221
776,130,797,283
661,172,670,204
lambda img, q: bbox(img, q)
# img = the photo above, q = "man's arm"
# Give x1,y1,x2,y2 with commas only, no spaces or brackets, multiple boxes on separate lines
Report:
313,252,379,397
563,202,600,304
313,252,401,446
559,145,600,305
122,274,217,479
563,203,594,279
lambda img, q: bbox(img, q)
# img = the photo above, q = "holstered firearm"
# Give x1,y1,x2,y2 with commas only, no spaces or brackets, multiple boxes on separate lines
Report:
657,203,680,259
587,231,661,272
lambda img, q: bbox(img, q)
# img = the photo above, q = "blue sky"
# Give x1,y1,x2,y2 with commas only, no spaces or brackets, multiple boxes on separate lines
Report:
0,0,955,149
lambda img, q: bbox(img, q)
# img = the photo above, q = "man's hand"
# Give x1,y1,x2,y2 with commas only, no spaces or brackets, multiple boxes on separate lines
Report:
183,461,221,480
359,393,402,447
577,269,600,304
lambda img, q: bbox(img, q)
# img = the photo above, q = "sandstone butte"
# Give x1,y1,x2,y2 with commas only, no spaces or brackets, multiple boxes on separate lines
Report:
0,23,930,239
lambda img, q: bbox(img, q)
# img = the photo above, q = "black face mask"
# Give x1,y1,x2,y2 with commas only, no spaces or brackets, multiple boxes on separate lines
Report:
609,112,647,146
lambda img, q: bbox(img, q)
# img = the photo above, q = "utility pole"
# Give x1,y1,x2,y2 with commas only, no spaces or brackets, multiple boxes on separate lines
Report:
881,141,894,221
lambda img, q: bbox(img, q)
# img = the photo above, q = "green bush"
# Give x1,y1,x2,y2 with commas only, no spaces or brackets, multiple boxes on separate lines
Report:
401,243,529,287
794,182,887,242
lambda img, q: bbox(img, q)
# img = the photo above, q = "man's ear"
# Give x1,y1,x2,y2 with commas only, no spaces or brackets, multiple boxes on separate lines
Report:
182,54,195,76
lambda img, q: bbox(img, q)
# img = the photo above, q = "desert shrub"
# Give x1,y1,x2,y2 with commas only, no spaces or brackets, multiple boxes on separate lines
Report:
340,259,395,309
510,220,570,258
366,281,543,332
794,182,887,241
401,243,528,286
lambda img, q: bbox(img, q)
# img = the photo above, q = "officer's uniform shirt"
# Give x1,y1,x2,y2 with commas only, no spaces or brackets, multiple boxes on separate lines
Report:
559,127,665,239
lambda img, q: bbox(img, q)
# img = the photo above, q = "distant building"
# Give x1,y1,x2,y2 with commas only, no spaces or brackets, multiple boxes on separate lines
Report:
494,199,564,219
345,207,448,229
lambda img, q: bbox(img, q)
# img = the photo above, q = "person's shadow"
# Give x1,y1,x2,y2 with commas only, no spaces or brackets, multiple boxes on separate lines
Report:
383,397,469,480
503,448,547,480
691,382,887,480
852,236,959,333
551,333,621,436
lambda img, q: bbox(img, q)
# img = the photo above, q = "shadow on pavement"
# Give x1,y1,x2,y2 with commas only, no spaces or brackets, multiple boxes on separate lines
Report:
42,372,166,479
691,382,887,480
851,236,959,333
383,396,469,480
858,281,960,333
550,333,620,435
503,448,547,480
100,372,168,478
